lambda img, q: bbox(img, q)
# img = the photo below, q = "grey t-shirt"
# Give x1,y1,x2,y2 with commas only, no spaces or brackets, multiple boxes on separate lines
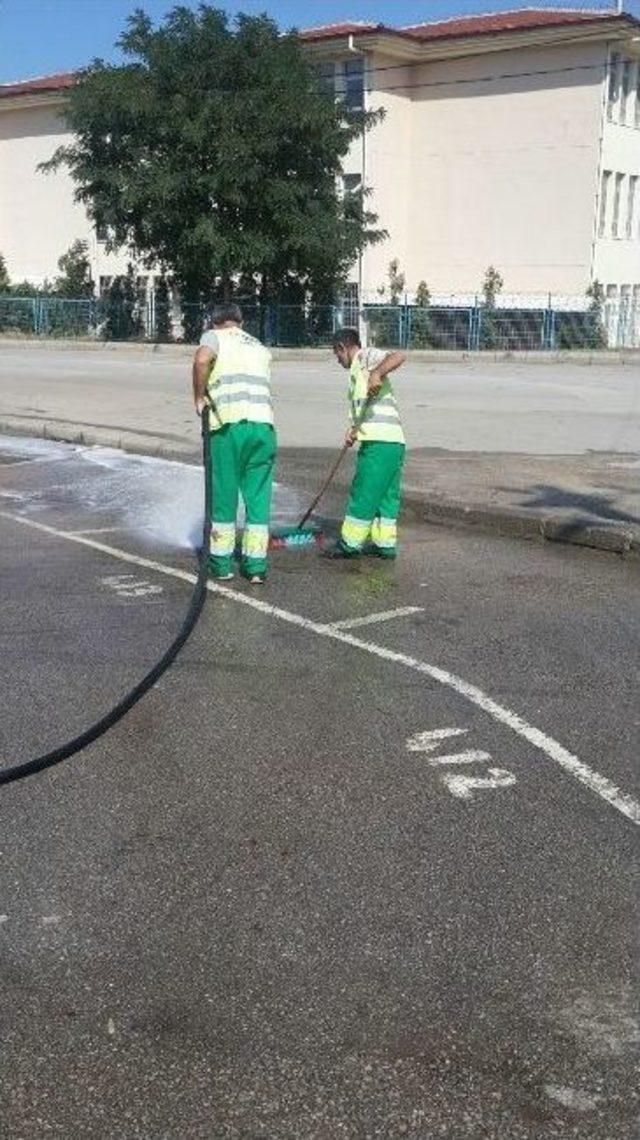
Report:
359,346,387,373
199,330,220,354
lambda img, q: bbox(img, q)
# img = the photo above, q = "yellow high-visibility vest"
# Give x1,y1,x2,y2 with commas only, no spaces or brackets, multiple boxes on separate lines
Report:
349,349,405,444
205,327,273,431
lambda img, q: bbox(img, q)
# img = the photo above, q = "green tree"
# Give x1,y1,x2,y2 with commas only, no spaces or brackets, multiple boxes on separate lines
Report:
54,239,94,297
411,280,431,349
0,254,10,293
104,277,123,340
557,279,607,350
479,265,504,349
415,280,431,308
388,258,406,305
154,274,172,342
42,5,384,324
482,265,504,308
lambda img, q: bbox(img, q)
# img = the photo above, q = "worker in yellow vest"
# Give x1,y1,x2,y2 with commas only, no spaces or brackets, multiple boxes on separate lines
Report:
192,304,275,583
323,327,406,560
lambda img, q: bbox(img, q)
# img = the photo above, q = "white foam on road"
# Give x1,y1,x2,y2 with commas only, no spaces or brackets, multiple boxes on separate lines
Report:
0,435,300,551
2,508,639,829
0,435,73,461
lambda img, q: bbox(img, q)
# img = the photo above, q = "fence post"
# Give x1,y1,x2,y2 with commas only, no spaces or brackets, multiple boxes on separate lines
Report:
472,298,482,351
547,295,556,351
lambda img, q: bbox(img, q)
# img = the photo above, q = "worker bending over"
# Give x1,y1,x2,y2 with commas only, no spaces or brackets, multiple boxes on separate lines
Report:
192,304,276,583
325,327,406,560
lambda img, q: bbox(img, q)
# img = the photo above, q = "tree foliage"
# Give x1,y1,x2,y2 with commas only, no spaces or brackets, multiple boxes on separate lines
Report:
55,239,94,298
481,265,504,308
42,5,384,305
154,274,172,341
387,258,406,305
0,254,10,293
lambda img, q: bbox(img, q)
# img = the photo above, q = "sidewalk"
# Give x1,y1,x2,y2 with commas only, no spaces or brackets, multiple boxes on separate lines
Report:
1,342,638,557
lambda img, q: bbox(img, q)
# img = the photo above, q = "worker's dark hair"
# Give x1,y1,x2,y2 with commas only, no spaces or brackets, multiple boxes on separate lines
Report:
210,303,243,326
333,327,361,349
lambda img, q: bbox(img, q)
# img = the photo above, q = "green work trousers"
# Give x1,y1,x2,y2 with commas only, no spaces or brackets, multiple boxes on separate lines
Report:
340,440,405,558
209,421,276,577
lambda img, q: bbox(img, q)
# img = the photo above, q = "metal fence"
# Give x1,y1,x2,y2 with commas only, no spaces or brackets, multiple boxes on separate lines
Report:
0,293,638,350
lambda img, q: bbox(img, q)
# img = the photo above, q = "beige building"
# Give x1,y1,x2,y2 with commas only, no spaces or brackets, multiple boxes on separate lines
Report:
1,8,639,317
303,7,640,311
0,72,137,293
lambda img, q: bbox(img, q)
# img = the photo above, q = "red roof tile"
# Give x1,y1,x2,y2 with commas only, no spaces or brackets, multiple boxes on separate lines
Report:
0,72,76,99
401,9,614,42
3,11,637,97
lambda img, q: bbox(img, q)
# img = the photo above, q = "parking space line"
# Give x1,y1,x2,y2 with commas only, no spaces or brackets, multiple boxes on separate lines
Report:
68,527,131,535
325,606,424,630
2,508,639,828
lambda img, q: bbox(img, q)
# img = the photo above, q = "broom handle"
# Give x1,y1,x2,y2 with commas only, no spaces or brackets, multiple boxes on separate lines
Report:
297,389,377,529
297,443,350,529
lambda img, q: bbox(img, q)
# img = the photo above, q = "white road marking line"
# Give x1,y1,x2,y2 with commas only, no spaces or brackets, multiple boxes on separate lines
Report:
69,526,131,536
407,728,468,751
3,508,639,827
443,769,518,801
427,750,494,767
326,606,424,630
101,574,163,599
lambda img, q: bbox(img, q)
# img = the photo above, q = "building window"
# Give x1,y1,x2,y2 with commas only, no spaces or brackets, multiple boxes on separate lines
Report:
626,176,637,239
96,223,109,244
344,57,364,112
607,52,620,122
317,61,335,96
598,170,611,237
621,59,632,126
344,173,362,194
612,173,625,238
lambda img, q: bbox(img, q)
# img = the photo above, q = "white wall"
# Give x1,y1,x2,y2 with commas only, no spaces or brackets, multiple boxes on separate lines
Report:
592,54,640,290
362,41,606,297
0,97,132,287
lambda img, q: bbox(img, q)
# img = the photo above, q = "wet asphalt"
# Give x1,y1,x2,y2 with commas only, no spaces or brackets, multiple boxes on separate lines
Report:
0,439,638,1139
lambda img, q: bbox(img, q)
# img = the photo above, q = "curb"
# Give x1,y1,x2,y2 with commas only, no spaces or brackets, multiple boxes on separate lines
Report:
401,492,638,558
1,418,637,560
1,336,639,365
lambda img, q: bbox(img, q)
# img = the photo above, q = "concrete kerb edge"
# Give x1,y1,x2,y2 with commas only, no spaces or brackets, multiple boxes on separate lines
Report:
1,418,636,561
1,337,639,365
402,490,637,558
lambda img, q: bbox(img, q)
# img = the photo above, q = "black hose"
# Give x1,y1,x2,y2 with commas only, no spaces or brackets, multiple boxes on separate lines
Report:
0,410,213,787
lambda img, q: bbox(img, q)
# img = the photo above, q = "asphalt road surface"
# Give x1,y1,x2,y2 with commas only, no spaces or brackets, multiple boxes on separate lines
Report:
1,342,639,453
1,437,638,1139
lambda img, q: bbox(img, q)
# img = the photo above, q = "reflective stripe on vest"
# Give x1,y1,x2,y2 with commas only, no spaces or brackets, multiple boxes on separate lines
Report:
207,328,273,430
349,352,405,444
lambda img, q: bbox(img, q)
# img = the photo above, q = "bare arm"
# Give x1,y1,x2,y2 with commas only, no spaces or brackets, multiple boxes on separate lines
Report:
367,350,407,396
192,345,215,414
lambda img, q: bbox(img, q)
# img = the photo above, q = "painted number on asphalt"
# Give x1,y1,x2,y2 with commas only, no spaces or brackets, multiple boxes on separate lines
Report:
406,728,516,800
101,574,164,600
